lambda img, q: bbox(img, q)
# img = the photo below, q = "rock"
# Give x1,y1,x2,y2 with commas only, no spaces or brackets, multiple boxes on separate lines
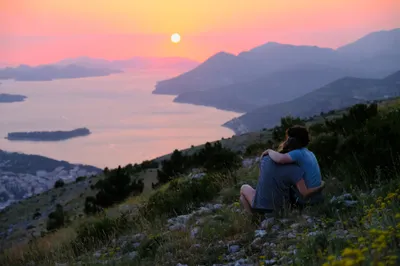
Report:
279,219,290,224
212,214,225,221
264,259,277,265
251,237,263,249
132,242,141,249
344,200,358,207
290,223,301,230
254,229,267,238
261,217,275,229
132,233,146,242
306,218,314,224
93,251,102,258
212,203,223,210
271,225,280,233
196,217,206,225
169,223,186,231
287,232,296,238
191,173,206,179
128,251,137,259
308,231,321,237
233,258,252,265
191,243,202,249
197,207,213,215
176,264,188,266
191,227,200,238
228,245,240,254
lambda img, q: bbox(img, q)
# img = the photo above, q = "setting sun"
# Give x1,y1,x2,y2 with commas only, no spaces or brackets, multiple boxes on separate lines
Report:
171,33,181,43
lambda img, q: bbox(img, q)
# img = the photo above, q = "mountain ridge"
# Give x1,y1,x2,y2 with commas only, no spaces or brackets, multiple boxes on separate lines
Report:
223,70,400,134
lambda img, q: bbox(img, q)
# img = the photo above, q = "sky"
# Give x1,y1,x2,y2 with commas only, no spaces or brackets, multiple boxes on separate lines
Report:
1,0,399,65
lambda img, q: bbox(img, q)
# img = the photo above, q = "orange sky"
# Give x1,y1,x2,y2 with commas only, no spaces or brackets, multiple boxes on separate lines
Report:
1,0,399,65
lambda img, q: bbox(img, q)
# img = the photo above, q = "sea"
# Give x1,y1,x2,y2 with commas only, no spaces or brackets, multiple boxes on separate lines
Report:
0,69,241,168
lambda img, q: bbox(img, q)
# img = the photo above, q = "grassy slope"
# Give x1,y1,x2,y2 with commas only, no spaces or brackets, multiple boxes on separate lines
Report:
1,97,400,265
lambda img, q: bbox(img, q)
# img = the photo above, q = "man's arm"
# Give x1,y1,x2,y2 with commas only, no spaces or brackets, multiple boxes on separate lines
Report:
295,179,325,198
263,149,293,164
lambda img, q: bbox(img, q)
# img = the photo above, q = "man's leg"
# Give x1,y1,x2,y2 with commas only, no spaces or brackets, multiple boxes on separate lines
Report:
240,184,256,214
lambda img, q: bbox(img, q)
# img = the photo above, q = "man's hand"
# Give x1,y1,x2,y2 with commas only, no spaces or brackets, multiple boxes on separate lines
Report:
259,149,269,161
317,180,326,192
261,149,270,158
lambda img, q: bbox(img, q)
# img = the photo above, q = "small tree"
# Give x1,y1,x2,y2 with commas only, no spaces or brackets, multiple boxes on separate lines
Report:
47,204,65,231
54,179,65,188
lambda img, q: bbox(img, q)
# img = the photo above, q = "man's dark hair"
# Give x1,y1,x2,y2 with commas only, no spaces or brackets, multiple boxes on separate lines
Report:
278,125,310,153
286,125,310,147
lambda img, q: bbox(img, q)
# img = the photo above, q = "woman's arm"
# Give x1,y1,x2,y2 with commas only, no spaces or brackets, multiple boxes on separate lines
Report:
295,180,325,198
263,149,294,164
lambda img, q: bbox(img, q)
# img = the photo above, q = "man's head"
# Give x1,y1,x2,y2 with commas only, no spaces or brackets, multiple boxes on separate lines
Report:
279,125,310,153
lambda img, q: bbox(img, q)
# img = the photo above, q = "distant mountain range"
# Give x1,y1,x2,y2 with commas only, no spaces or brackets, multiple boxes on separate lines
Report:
154,28,400,115
57,56,199,70
0,64,122,81
223,70,400,134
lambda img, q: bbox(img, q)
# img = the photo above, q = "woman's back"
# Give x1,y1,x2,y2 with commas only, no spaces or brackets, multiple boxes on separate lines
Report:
287,148,321,188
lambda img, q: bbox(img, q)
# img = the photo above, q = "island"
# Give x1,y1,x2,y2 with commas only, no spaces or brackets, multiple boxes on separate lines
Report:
5,128,91,142
0,94,27,103
0,64,122,81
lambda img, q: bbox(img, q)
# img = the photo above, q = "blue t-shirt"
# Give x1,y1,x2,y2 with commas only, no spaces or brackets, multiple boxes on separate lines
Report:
288,148,321,188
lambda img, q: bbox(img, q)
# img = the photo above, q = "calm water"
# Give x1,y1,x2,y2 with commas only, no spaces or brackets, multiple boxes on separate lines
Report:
0,69,240,168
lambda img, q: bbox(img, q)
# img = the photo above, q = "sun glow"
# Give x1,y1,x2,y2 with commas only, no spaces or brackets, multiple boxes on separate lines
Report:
171,33,181,43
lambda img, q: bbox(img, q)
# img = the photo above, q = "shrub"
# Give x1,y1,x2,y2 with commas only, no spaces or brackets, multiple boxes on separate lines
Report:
140,174,228,219
72,213,130,253
46,204,65,231
89,166,144,210
75,176,87,183
54,179,65,188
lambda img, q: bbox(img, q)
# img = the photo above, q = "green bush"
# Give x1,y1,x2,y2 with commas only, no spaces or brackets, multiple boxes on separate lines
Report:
71,213,130,253
75,176,87,183
46,204,65,231
140,174,227,219
54,179,65,188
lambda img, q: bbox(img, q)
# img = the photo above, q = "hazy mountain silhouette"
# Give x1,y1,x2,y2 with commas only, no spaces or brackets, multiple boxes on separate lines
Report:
155,28,400,113
337,28,400,58
223,70,400,134
0,64,122,81
173,65,350,112
153,52,269,95
58,56,199,70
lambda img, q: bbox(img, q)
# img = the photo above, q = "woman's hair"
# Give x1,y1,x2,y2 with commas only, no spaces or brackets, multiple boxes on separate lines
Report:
278,125,310,153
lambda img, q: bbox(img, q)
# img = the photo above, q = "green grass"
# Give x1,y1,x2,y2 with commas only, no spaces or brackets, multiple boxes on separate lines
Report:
2,97,400,265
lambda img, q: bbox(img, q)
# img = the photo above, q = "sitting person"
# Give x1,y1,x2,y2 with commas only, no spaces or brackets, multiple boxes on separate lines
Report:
262,125,322,189
240,132,324,214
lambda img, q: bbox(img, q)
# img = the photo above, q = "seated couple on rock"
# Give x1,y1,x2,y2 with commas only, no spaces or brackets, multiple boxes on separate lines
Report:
240,125,325,214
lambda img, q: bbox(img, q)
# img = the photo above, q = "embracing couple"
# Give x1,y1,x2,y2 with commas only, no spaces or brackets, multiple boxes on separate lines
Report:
240,125,325,214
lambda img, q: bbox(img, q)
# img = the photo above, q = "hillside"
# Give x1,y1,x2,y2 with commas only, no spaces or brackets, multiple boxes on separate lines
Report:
337,28,400,59
155,28,400,112
173,65,350,113
1,99,400,265
0,150,100,210
223,70,400,134
153,52,268,95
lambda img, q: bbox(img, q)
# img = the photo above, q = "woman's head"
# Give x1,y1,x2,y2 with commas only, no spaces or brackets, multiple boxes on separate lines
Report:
278,125,310,153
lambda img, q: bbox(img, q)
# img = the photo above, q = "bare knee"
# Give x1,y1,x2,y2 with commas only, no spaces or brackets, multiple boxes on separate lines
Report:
240,184,253,195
